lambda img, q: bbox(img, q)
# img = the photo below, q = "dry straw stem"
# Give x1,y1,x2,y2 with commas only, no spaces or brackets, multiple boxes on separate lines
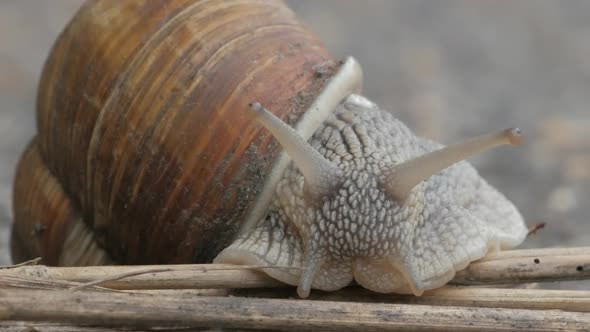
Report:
453,246,590,285
1,288,590,332
231,286,590,313
2,247,588,290
3,273,590,313
0,322,130,332
1,247,589,331
0,257,41,270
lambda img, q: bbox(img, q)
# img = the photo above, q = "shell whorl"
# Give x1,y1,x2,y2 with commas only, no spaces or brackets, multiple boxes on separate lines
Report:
14,0,342,264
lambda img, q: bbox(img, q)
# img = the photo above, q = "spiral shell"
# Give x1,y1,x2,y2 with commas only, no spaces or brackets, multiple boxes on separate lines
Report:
12,0,351,265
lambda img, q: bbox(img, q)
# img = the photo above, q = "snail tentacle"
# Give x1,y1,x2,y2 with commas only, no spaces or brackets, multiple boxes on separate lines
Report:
249,102,343,201
383,128,523,202
296,250,322,299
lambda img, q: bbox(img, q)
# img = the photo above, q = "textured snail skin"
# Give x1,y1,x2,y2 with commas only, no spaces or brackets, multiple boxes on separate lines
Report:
215,95,528,297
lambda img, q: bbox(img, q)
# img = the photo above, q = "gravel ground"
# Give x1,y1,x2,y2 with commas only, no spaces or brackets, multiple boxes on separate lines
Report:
1,1,588,288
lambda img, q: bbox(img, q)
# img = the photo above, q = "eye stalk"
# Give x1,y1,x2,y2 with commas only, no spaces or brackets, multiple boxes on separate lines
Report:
248,102,343,201
384,128,524,202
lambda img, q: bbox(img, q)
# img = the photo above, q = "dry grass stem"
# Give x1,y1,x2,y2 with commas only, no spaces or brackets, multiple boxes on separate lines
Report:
1,247,589,331
0,257,41,269
2,247,588,290
1,288,589,331
68,267,172,292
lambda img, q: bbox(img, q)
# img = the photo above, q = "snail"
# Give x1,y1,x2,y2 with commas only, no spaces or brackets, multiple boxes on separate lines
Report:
11,0,528,298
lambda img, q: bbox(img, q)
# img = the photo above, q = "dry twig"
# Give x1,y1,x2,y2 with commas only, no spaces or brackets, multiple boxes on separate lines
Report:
0,288,589,332
1,247,589,331
0,257,41,270
2,247,588,290
68,267,172,292
527,222,546,236
3,273,589,313
231,286,590,312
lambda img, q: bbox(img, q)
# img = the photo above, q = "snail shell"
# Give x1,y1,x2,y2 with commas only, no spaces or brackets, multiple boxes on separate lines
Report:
12,0,358,265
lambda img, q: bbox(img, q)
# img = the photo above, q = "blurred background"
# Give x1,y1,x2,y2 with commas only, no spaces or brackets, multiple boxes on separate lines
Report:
0,1,588,288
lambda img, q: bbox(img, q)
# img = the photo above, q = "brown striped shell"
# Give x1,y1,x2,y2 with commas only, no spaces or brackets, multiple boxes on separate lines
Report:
11,0,343,265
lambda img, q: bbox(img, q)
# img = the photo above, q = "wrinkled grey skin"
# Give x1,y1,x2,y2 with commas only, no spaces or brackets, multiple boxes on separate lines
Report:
215,95,528,296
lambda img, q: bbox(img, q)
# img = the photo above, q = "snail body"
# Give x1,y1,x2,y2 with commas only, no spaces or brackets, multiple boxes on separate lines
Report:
11,0,528,297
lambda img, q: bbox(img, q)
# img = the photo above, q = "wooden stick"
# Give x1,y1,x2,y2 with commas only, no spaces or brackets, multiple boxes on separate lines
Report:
2,247,588,290
0,321,131,332
413,287,590,312
0,257,41,269
68,267,172,292
231,286,590,312
2,264,284,289
3,273,589,312
527,222,546,236
453,246,590,285
469,246,590,261
0,275,110,292
0,288,589,331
